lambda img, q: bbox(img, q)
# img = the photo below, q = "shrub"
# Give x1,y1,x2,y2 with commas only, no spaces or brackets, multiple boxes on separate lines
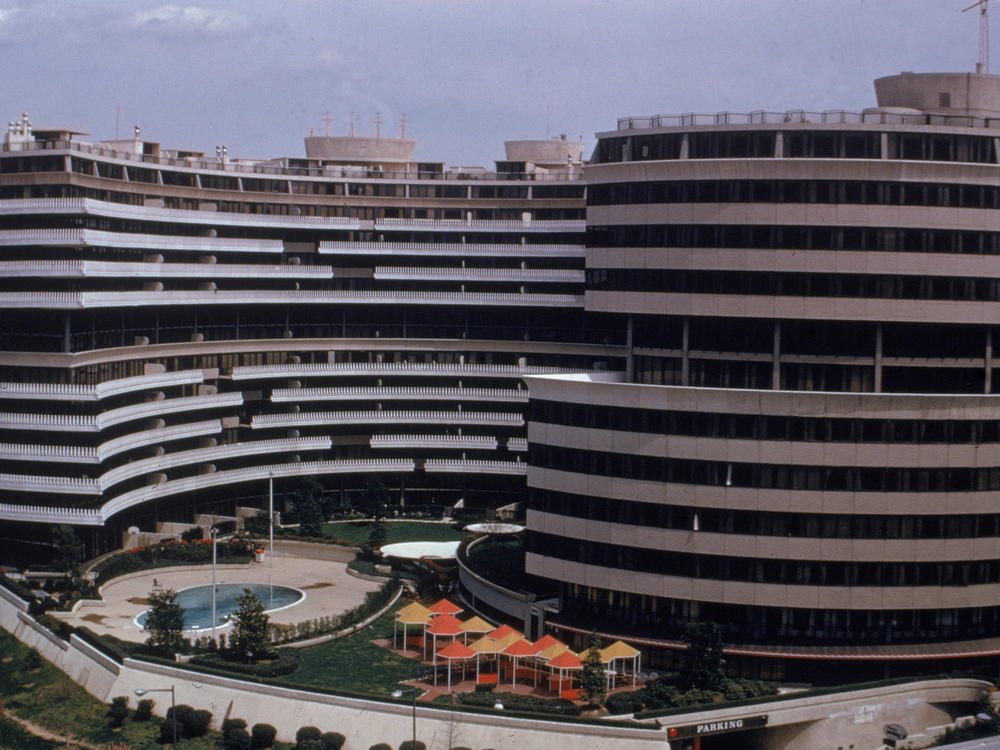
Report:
369,745,393,750
180,527,203,542
298,741,324,750
134,698,154,721
160,704,211,742
399,742,427,750
222,718,251,750
320,732,346,750
604,691,644,715
296,725,322,745
251,722,277,748
23,649,42,671
108,696,129,727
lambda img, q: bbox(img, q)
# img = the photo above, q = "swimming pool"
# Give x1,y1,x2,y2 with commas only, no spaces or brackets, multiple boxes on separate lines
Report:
136,583,304,631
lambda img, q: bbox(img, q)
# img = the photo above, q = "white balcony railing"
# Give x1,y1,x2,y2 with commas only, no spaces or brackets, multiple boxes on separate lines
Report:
0,443,99,463
97,419,222,461
0,289,582,309
99,436,331,490
0,473,100,495
252,410,523,429
370,434,498,450
271,386,529,403
235,361,591,381
423,459,527,475
375,218,584,232
96,393,242,429
319,241,584,258
0,228,284,254
0,260,333,279
373,266,585,283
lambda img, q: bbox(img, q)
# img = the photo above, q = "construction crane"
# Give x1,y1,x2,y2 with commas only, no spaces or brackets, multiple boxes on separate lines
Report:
963,0,990,74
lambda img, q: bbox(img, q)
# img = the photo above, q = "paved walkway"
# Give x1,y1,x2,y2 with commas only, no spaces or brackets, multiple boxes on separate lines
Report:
62,557,380,643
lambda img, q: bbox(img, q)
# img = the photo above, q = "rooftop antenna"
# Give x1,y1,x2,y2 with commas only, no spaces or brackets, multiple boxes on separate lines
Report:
374,111,383,138
399,113,408,139
349,111,357,137
963,0,990,73
320,111,334,136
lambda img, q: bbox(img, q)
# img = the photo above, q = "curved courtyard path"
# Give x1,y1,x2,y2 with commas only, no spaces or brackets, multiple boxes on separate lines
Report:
61,556,380,643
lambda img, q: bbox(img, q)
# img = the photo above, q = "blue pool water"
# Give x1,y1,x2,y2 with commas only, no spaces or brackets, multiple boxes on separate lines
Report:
136,583,304,631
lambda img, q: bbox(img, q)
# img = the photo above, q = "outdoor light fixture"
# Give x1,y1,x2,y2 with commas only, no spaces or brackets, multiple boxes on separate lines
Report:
392,687,418,746
135,685,177,750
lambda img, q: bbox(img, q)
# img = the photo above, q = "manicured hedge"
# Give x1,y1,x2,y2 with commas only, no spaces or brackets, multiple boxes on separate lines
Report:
189,647,300,678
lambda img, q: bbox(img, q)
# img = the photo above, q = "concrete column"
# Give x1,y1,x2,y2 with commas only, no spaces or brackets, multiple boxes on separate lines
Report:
771,321,781,390
626,315,634,383
874,324,883,393
986,328,993,394
681,317,690,386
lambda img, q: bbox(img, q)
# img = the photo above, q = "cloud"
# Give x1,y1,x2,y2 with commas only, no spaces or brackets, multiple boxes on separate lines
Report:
130,5,247,34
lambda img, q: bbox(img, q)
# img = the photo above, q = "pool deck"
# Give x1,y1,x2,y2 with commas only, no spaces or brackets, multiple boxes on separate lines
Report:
61,556,380,643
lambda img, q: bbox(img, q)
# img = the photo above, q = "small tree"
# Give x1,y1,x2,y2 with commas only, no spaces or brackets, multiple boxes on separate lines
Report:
134,698,154,721
108,695,129,728
681,620,725,691
292,479,326,537
363,478,390,546
320,732,346,750
144,588,186,655
579,630,607,707
51,524,85,577
222,718,252,750
230,588,271,660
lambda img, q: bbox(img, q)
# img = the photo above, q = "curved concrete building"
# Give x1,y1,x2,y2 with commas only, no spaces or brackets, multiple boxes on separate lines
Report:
0,117,619,559
523,71,1000,680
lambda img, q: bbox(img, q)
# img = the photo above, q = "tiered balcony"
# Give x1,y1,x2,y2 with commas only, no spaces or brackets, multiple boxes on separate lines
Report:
0,289,582,309
507,437,528,452
424,459,527,475
271,386,529,403
319,241,583,258
0,260,333,279
373,267,585,283
97,419,222,460
369,434,498,450
0,228,284,254
252,410,523,429
234,362,590,381
0,370,205,402
0,473,100,495
96,393,242,429
0,198,361,230
0,443,99,463
98,436,332,490
375,218,584,232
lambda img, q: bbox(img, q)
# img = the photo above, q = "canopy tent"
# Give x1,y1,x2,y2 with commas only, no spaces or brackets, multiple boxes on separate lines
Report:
487,623,521,640
600,640,642,689
468,634,506,684
532,633,565,651
546,650,584,697
393,601,432,651
435,640,476,690
502,638,543,688
428,597,463,617
460,615,494,644
424,612,464,660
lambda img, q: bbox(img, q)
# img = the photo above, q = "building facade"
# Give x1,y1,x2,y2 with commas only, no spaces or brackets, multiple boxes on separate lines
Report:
0,120,624,558
525,71,1000,679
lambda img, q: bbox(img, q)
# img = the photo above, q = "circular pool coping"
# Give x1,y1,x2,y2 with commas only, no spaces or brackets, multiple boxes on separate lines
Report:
464,523,525,534
134,582,306,632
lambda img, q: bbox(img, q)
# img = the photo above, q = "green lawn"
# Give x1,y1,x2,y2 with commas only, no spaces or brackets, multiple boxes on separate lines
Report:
0,630,293,749
321,520,470,546
282,603,424,695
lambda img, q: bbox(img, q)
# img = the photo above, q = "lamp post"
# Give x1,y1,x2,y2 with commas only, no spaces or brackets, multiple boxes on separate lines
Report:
135,685,176,750
391,687,418,747
210,526,219,643
268,472,274,569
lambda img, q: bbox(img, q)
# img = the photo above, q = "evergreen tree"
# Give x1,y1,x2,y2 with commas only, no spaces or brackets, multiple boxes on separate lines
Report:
362,478,390,546
229,588,271,660
144,588,186,655
579,630,607,706
292,478,326,537
51,524,85,577
681,620,726,691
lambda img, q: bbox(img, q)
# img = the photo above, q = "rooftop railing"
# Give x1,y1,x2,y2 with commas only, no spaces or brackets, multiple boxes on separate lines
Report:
1,139,584,182
616,109,1000,131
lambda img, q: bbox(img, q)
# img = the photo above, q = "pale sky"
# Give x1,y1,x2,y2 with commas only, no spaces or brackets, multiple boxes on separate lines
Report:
0,0,986,166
